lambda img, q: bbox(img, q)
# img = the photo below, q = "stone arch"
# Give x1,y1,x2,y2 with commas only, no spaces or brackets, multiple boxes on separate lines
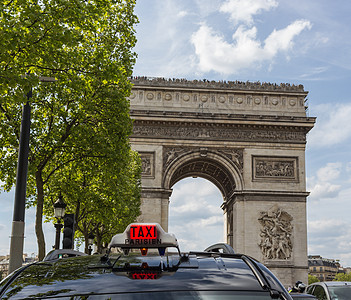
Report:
162,148,243,200
162,148,243,246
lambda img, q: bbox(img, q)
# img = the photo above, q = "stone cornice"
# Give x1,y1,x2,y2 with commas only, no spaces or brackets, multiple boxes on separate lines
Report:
129,80,310,118
130,77,307,94
130,109,316,125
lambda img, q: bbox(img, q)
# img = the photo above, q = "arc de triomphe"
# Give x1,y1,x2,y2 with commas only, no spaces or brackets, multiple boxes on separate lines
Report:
128,77,315,286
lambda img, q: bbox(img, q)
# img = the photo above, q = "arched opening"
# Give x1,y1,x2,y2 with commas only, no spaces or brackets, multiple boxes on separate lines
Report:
162,150,242,250
168,177,224,252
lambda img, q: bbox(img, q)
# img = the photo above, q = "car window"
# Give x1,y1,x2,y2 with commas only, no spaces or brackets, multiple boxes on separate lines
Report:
312,285,327,300
328,286,351,300
306,286,315,294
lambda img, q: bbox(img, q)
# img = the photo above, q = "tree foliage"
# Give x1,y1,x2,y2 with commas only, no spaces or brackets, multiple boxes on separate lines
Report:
0,0,140,260
308,274,319,285
334,272,351,282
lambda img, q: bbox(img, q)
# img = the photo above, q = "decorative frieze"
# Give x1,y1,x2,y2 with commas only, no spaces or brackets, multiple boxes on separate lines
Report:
132,123,306,144
129,89,305,114
258,206,293,260
253,156,298,182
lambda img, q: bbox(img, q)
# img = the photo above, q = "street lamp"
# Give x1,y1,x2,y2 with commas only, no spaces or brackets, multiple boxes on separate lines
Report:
53,194,66,250
88,233,94,255
9,76,56,273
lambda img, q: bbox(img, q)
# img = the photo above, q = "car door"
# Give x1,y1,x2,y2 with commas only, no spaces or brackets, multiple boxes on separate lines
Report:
312,285,328,300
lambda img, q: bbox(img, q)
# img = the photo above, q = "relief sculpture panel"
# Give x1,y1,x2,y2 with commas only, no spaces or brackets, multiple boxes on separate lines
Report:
140,152,155,178
253,156,298,182
258,206,293,260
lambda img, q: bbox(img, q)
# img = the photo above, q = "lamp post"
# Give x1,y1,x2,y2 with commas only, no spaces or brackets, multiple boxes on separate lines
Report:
53,194,66,250
88,233,94,255
8,76,56,273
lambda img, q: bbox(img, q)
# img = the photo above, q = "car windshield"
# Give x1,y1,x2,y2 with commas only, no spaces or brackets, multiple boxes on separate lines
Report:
46,291,276,299
328,286,351,300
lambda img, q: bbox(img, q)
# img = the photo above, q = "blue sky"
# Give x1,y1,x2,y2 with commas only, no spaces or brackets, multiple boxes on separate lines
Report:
1,0,351,267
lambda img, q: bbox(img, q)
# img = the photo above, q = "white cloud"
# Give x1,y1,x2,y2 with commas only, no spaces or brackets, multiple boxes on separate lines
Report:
191,19,311,74
177,11,187,18
308,219,351,266
308,219,344,234
169,178,224,252
220,0,278,26
307,163,342,200
300,66,329,79
308,181,341,200
264,20,312,55
316,162,341,182
308,104,351,148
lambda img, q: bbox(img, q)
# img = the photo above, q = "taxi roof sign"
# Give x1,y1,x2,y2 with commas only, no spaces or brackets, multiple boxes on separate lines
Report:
109,223,179,252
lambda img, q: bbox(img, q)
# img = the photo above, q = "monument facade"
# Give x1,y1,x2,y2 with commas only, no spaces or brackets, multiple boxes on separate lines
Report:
128,77,315,286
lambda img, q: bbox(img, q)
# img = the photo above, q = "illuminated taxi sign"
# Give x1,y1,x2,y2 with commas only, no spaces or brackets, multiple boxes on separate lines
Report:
130,224,157,240
130,272,160,280
108,223,179,251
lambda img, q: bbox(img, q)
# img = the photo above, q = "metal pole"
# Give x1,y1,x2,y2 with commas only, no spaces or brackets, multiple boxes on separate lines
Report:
54,221,63,250
9,92,31,273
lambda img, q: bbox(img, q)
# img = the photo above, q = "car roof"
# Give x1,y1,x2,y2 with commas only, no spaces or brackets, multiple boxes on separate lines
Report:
0,251,290,299
310,281,351,287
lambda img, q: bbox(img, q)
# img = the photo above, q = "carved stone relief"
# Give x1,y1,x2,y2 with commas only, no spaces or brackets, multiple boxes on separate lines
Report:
253,156,298,181
140,152,155,178
163,146,243,174
132,124,306,144
217,149,244,174
258,206,293,260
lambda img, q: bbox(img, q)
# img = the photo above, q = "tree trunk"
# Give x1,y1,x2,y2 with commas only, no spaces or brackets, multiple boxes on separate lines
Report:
96,225,103,254
35,170,46,261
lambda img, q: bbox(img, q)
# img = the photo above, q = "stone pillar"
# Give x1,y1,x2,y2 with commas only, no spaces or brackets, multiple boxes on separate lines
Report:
226,192,308,287
139,188,172,231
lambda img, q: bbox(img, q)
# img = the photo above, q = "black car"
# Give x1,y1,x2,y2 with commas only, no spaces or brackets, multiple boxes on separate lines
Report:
0,223,292,299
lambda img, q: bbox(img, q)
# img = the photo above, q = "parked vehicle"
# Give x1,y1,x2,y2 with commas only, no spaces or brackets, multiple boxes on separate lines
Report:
306,281,351,300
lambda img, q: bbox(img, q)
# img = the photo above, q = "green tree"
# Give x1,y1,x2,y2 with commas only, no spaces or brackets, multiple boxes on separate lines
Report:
45,149,141,253
0,0,140,260
308,274,319,285
334,272,351,281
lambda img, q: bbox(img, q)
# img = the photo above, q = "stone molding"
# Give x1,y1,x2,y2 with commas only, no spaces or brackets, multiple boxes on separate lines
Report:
221,191,309,211
130,109,315,123
140,188,172,199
